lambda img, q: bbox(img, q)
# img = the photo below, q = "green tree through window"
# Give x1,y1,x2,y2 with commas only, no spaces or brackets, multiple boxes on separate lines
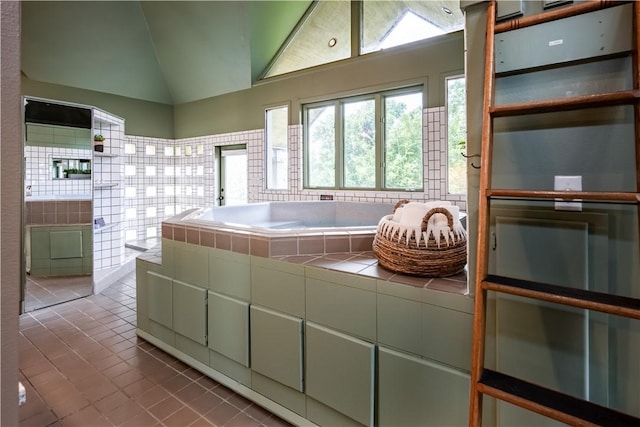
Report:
447,76,466,194
304,87,423,190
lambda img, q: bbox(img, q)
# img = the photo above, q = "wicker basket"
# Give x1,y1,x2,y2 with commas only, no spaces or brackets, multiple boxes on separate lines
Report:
372,201,467,277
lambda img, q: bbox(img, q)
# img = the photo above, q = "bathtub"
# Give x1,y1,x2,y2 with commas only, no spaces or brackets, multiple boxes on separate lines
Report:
187,201,394,232
163,201,397,258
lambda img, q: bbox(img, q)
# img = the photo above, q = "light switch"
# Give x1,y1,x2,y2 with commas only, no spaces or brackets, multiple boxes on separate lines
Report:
554,175,582,211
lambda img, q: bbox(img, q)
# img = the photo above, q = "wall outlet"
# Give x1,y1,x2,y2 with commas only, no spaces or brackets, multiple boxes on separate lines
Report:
554,175,582,211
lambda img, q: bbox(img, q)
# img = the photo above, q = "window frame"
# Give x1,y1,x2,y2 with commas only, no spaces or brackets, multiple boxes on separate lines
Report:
264,104,290,190
303,85,424,191
445,73,467,195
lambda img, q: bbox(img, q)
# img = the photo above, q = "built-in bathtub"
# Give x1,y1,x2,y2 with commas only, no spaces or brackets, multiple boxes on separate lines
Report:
162,201,396,258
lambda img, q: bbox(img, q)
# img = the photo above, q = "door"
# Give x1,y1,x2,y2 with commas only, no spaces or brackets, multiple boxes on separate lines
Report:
218,145,247,206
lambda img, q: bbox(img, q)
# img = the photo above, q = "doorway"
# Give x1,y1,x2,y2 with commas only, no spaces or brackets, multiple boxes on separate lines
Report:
218,145,247,206
23,98,94,312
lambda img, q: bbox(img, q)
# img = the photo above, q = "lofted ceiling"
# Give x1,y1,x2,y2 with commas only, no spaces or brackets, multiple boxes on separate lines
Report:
21,1,311,105
21,1,462,107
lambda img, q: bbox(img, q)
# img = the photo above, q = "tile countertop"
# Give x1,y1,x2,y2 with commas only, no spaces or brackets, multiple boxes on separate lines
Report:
137,245,468,296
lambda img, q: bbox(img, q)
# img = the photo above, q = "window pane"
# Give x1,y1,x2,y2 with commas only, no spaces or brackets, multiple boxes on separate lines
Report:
266,106,288,190
384,92,423,189
447,76,466,194
344,99,375,188
307,105,335,187
362,1,463,54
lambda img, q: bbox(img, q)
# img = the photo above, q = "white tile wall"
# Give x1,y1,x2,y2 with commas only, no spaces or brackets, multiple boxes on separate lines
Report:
121,106,466,241
25,146,92,197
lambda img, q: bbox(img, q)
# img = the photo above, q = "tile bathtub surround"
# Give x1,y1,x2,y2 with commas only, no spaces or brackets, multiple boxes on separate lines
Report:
25,200,93,225
18,270,292,427
158,221,468,294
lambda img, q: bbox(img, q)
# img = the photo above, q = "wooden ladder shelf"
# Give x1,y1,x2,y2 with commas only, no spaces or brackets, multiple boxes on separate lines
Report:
469,0,640,425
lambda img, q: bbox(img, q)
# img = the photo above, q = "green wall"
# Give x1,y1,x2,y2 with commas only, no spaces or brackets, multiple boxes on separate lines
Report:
22,76,174,139
174,31,464,138
22,31,463,141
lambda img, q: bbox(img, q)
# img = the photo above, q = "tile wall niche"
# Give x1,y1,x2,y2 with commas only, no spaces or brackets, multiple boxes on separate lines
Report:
24,146,92,197
123,106,466,241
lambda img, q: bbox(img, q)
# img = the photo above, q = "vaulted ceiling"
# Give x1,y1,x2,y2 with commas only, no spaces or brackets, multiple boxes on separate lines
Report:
21,1,311,105
21,1,462,107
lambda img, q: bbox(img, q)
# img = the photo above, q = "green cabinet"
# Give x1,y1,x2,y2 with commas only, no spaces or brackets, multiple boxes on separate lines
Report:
28,225,92,276
208,290,249,367
305,267,376,341
250,305,304,392
147,271,173,329
305,322,375,427
378,346,469,427
172,279,207,346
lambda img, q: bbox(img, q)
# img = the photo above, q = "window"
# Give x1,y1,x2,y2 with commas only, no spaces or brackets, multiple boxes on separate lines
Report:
265,106,289,190
384,91,423,189
306,103,336,188
447,75,466,194
304,87,423,190
263,1,462,78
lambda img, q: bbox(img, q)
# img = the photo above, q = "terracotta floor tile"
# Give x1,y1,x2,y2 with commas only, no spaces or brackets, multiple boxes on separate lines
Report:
148,395,183,421
203,401,240,426
103,400,145,426
59,405,111,427
93,390,130,413
186,391,223,415
174,382,208,404
18,408,58,427
19,270,291,427
134,385,171,409
163,406,200,427
118,410,159,427
226,412,262,427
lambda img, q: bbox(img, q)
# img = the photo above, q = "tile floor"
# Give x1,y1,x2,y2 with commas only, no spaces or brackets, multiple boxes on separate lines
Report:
18,270,292,427
24,275,93,313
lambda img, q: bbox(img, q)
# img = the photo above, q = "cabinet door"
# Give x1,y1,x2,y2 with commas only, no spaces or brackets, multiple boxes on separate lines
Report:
250,305,303,392
378,346,469,427
172,280,207,345
147,271,173,329
306,322,375,427
208,291,249,367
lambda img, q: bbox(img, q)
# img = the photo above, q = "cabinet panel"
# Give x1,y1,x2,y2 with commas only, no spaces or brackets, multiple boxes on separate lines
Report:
208,291,249,367
147,271,173,329
250,305,303,392
172,280,207,345
251,257,305,316
305,322,374,427
173,241,209,288
209,248,250,300
378,346,469,427
305,276,376,341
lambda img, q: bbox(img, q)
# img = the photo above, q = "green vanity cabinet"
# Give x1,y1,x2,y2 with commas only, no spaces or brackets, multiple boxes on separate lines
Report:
208,291,249,366
250,304,305,415
209,248,250,300
305,267,376,341
147,271,174,344
305,322,375,427
207,290,251,385
250,256,305,317
172,279,207,345
376,285,473,371
28,225,92,276
377,346,469,427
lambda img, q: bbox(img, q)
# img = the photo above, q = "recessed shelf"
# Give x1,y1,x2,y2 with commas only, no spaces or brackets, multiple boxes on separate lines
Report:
94,152,119,158
94,182,119,189
94,222,119,233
